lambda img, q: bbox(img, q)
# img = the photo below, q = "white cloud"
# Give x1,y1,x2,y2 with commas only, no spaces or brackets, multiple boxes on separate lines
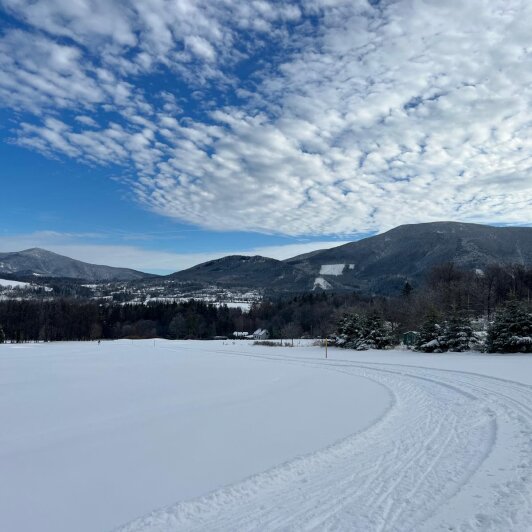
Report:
184,35,217,62
75,115,98,127
0,0,531,236
0,30,104,112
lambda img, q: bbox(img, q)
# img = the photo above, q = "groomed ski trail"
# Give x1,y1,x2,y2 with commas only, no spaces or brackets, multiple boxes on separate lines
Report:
117,348,532,532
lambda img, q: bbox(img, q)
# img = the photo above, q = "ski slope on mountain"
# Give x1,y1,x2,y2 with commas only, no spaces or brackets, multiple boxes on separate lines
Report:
2,341,532,532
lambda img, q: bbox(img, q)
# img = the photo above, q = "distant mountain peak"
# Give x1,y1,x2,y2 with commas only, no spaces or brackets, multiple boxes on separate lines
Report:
19,247,57,256
285,221,532,294
162,222,532,296
3,222,530,292
0,248,154,282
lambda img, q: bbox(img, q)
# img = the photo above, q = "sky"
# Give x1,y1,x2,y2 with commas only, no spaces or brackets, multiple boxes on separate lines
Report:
0,0,531,274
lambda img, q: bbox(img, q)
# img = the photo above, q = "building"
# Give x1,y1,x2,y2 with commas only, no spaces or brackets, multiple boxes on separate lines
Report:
253,328,270,340
232,331,248,338
403,331,419,347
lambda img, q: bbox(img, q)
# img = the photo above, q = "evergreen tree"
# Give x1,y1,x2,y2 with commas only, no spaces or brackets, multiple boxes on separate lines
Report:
402,281,413,299
486,301,532,353
0,324,5,344
336,312,395,350
444,313,479,352
362,312,395,349
415,312,446,352
336,313,367,349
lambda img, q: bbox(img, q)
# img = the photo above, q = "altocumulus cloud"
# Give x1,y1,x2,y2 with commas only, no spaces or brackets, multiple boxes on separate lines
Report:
1,0,531,236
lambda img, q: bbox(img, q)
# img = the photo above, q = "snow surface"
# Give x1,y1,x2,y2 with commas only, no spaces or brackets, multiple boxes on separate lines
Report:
214,301,252,311
2,341,532,532
119,346,532,532
319,264,345,276
0,278,30,288
0,340,388,532
313,276,332,289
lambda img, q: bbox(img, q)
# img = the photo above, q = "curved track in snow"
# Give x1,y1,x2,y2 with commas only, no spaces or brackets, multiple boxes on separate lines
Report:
117,349,532,532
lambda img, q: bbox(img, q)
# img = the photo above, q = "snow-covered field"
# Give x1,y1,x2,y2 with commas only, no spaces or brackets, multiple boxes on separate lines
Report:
0,278,30,288
1,341,532,532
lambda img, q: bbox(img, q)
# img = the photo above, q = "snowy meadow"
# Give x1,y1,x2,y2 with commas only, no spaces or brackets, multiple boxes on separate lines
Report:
1,340,532,531
0,340,388,532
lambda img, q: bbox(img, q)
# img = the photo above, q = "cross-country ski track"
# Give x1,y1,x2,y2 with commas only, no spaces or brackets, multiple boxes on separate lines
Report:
119,344,532,532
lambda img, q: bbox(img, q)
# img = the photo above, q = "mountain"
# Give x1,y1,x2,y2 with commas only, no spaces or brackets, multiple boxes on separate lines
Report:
5,222,530,292
0,248,153,282
167,222,532,295
285,222,532,294
168,255,313,292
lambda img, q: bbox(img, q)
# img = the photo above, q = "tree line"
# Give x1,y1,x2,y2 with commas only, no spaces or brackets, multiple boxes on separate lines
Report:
0,262,531,352
336,302,532,353
334,262,532,353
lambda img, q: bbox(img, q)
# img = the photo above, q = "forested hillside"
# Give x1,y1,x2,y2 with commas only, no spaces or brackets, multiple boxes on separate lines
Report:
1,262,530,350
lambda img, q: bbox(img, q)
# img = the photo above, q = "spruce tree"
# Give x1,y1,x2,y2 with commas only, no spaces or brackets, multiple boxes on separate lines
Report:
362,312,394,349
336,313,366,349
402,281,413,299
444,313,479,352
415,312,446,352
336,312,395,350
486,301,532,353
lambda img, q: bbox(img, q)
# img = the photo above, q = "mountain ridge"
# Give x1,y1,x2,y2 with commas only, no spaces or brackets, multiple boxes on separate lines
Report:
167,254,312,292
170,222,532,294
0,248,154,282
2,222,531,291
284,221,532,293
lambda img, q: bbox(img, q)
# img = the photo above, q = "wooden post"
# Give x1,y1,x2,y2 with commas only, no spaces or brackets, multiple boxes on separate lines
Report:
325,337,328,359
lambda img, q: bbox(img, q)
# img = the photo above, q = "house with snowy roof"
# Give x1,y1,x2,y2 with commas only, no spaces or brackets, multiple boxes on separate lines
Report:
253,328,270,340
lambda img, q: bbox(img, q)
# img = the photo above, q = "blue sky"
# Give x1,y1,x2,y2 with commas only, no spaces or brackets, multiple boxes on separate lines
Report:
1,0,531,273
